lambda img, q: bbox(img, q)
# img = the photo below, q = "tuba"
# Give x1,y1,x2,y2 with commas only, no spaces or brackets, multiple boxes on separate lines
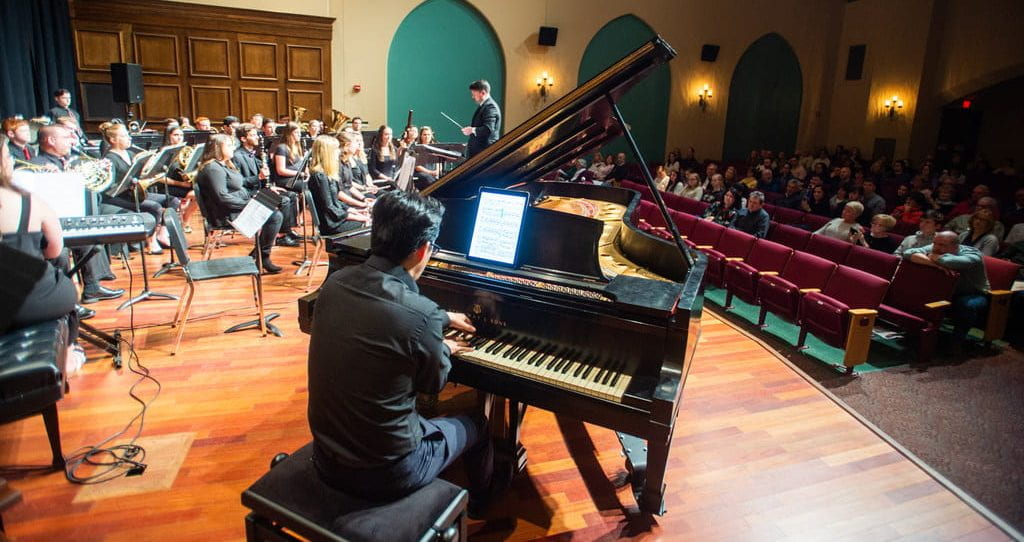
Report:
291,105,310,132
329,109,350,134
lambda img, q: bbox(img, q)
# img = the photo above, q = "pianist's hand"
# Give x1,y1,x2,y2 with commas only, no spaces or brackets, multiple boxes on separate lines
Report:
444,339,474,356
446,312,476,333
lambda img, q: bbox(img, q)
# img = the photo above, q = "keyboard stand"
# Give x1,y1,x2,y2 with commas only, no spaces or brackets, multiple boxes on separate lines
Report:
78,323,123,369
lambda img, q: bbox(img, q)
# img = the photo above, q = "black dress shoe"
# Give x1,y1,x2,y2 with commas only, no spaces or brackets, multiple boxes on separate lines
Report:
81,286,125,304
275,236,299,247
76,305,96,320
99,273,117,281
262,261,283,274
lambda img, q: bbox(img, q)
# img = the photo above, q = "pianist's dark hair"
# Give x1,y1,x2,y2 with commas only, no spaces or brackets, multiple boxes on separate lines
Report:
469,80,490,93
371,191,445,263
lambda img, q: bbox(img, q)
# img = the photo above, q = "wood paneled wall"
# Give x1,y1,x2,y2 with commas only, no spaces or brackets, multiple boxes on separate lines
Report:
69,0,333,131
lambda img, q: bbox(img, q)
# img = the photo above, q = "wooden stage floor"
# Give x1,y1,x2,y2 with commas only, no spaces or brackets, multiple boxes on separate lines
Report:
0,232,1011,541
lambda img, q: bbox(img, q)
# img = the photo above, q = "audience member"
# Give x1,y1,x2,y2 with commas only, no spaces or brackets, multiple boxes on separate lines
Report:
801,185,830,217
702,188,742,226
606,152,628,183
902,231,989,350
852,213,898,252
1001,188,1024,227
892,192,929,226
730,190,769,238
701,173,725,205
775,179,805,210
757,168,778,193
815,201,864,241
947,184,990,220
958,209,1001,256
738,167,758,190
946,196,1004,239
828,185,849,217
679,146,699,172
653,164,671,192
894,210,943,256
588,154,614,182
674,172,703,199
859,179,886,224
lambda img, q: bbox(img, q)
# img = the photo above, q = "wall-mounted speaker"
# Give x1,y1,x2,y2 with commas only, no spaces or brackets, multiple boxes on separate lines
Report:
700,44,720,62
110,63,144,104
538,26,558,47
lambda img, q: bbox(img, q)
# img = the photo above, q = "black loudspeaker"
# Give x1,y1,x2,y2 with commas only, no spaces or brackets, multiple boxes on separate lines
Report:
845,44,866,80
110,63,144,104
538,26,558,46
700,44,720,62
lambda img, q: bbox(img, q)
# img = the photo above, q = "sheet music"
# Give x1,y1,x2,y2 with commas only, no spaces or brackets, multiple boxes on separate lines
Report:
468,190,528,265
12,170,87,218
230,189,281,238
396,155,416,191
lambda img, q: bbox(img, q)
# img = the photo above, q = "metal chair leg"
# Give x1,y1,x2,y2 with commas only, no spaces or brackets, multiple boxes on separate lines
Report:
172,283,197,355
170,282,190,327
305,239,323,292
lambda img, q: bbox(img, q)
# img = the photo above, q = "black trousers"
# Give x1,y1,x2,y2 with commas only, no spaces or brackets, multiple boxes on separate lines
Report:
104,192,180,224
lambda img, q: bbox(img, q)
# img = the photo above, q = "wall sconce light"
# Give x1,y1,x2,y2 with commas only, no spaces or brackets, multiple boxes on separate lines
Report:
536,71,554,98
884,95,904,119
697,84,712,111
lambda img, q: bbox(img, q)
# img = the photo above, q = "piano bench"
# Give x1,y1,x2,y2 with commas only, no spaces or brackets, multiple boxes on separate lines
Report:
242,443,468,542
0,319,70,469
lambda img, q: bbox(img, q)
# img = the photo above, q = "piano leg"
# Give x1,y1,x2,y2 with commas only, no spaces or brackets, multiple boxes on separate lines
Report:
486,397,528,489
617,430,671,516
507,401,529,475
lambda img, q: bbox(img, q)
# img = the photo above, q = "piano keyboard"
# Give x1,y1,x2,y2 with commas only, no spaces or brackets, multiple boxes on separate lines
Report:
60,213,152,247
446,330,636,402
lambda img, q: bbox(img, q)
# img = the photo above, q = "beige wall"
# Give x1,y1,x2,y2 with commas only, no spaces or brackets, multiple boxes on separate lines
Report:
173,0,1021,163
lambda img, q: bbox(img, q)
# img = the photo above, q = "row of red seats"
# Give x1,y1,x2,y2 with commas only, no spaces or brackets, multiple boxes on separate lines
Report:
622,181,1020,369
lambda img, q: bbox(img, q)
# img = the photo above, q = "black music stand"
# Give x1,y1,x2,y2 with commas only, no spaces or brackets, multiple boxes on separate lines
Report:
225,189,283,337
287,150,319,275
143,144,186,278
108,154,179,310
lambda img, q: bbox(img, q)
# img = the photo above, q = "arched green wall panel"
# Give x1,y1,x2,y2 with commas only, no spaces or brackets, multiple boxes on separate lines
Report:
578,15,670,163
722,33,803,161
387,0,504,144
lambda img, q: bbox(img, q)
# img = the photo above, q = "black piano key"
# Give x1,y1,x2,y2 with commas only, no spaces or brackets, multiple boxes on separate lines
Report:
580,356,597,380
573,355,591,377
557,350,578,373
532,344,555,366
593,359,610,383
498,336,525,357
470,336,489,348
504,337,529,358
608,361,626,387
546,348,567,370
485,334,509,354
516,339,537,361
602,360,620,386
528,343,547,365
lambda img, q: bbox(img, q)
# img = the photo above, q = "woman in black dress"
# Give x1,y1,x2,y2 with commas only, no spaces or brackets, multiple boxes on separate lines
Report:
367,125,398,182
307,135,370,245
270,122,305,191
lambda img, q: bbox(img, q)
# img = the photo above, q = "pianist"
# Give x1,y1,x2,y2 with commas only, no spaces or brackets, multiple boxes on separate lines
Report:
307,190,494,513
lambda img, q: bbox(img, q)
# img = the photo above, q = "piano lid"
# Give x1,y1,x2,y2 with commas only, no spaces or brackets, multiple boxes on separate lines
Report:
421,37,677,200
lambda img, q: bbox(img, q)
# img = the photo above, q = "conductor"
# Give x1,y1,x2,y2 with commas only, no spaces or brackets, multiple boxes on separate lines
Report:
460,80,501,159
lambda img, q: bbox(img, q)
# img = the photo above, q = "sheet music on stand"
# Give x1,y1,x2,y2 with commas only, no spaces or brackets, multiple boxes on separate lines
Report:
396,155,416,192
230,188,282,237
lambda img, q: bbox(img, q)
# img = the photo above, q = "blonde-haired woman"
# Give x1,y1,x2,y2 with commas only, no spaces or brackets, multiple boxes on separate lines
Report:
308,135,370,241
194,134,283,273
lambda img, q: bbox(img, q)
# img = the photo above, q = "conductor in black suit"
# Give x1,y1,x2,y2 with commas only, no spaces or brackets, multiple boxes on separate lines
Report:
461,80,501,159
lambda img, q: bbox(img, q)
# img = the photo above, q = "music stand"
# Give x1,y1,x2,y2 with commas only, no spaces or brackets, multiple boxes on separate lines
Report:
111,153,179,310
289,150,317,274
227,189,284,337
144,144,187,278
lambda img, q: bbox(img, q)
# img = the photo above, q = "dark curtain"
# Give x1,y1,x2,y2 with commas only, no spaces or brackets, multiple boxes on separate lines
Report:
0,0,78,119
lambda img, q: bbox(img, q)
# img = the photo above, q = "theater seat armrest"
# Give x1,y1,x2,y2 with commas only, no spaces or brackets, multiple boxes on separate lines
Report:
757,271,779,276
986,289,1012,299
696,245,713,250
798,288,821,294
983,290,1013,341
923,300,951,309
848,308,878,316
725,257,744,262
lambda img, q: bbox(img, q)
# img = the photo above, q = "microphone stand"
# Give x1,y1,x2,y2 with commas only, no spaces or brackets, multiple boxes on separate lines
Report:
118,179,178,310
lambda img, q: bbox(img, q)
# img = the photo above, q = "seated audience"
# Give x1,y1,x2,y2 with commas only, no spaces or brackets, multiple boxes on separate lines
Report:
891,192,929,226
775,179,805,210
894,210,943,256
958,209,1001,256
588,154,614,182
722,165,737,186
605,152,629,184
738,167,758,190
730,190,769,238
801,185,830,217
859,179,886,225
703,188,742,226
829,185,849,217
947,184,990,220
679,146,699,172
674,172,703,199
902,231,989,350
946,196,1004,240
1001,188,1024,227
852,213,898,252
664,150,680,174
815,201,864,241
701,173,725,205
929,182,958,216
757,168,778,193
653,164,670,192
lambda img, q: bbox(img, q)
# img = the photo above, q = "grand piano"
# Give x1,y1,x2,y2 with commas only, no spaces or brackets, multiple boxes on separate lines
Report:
298,36,705,515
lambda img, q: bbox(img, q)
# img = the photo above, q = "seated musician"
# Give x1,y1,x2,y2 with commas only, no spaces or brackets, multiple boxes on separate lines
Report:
306,119,323,139
308,190,494,512
270,122,305,192
3,117,33,161
398,125,418,149
160,125,198,230
307,135,370,244
221,116,240,138
413,125,442,190
101,123,179,254
26,125,123,307
338,131,377,198
194,134,283,274
248,113,264,130
194,116,213,132
0,134,85,371
232,124,300,247
367,125,398,183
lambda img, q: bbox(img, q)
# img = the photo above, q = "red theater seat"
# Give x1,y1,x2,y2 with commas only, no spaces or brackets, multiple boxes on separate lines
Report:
701,228,756,287
684,218,725,249
878,262,958,362
805,233,853,263
724,239,794,308
845,245,900,280
767,223,812,251
772,207,805,225
979,256,1023,342
801,213,830,231
797,265,890,372
757,251,837,326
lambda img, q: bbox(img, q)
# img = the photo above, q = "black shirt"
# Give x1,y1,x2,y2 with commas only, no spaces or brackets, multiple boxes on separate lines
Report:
368,146,397,180
195,161,250,223
308,255,452,469
269,143,300,187
232,146,263,194
307,171,350,235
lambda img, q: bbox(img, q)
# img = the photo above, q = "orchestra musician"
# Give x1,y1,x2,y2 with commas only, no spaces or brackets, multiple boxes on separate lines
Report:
249,113,264,129
306,119,323,139
368,125,398,183
221,116,240,138
24,125,124,307
194,116,213,132
232,123,300,247
3,117,33,161
270,122,306,192
397,125,418,149
100,123,179,255
160,126,198,229
48,89,81,129
194,134,283,274
461,80,501,159
307,135,370,245
0,134,85,370
339,130,378,197
413,125,442,190
307,189,494,513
